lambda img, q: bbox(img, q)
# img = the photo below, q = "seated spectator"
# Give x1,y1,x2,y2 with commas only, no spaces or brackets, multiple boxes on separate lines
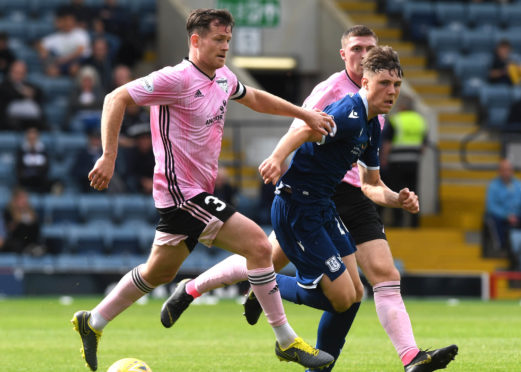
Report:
3,187,44,256
71,129,103,192
90,18,121,65
82,37,113,93
484,158,521,261
36,10,91,77
110,63,132,91
57,0,97,30
124,124,154,194
0,60,45,131
68,66,104,132
213,166,237,206
0,32,15,77
488,39,521,85
119,105,149,148
16,127,52,193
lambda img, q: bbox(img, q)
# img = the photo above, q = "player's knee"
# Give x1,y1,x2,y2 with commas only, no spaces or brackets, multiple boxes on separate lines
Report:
330,292,357,313
244,237,272,266
354,282,365,303
142,266,176,287
369,263,401,284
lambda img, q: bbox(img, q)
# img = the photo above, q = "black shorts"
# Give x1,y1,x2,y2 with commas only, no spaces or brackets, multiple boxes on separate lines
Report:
155,192,236,252
332,182,386,245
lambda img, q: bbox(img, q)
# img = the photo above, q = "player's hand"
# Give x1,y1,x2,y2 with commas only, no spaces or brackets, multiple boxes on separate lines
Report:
259,156,282,185
88,155,115,191
304,108,335,136
398,188,419,214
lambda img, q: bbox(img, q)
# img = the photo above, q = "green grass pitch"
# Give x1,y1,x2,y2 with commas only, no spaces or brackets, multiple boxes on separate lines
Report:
0,296,519,371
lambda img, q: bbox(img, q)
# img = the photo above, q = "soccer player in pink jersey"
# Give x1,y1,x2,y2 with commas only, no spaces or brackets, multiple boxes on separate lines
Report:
164,26,457,372
71,8,336,371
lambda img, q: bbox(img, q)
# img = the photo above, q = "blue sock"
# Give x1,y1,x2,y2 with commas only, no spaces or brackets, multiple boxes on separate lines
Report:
276,273,336,312
309,302,361,371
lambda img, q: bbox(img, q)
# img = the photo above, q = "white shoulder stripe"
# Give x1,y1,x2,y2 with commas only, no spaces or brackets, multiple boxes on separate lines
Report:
230,81,246,100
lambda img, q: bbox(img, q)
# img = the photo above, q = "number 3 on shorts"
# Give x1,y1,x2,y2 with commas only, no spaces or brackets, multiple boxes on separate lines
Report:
204,195,226,212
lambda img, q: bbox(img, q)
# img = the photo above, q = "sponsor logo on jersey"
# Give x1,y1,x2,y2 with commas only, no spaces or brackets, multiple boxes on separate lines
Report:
142,75,154,93
325,256,341,272
216,78,228,93
348,110,359,119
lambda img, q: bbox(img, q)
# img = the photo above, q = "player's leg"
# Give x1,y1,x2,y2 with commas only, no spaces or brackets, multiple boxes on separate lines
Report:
72,242,189,371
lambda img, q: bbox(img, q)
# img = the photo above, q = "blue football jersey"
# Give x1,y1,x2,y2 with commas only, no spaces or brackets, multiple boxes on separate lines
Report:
280,91,380,200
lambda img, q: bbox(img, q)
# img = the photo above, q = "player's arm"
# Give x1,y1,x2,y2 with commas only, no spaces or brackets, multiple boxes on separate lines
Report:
259,126,322,185
359,164,420,214
88,86,136,191
237,86,334,135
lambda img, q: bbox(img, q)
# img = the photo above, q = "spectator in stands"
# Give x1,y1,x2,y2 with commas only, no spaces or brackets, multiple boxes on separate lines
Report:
16,127,52,193
3,187,44,256
484,158,521,258
96,0,142,67
119,105,149,147
90,18,121,65
488,39,521,85
0,60,45,131
82,38,114,93
71,129,103,192
110,64,132,91
37,10,91,77
0,32,15,77
123,124,154,194
58,0,97,30
213,166,237,206
380,94,428,228
68,65,104,132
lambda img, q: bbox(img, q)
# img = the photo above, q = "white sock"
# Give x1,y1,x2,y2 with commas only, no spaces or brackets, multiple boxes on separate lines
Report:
89,310,108,331
273,322,298,349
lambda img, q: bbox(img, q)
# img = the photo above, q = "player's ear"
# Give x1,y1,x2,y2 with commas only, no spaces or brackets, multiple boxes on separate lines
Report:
190,33,199,49
339,48,346,61
361,76,369,90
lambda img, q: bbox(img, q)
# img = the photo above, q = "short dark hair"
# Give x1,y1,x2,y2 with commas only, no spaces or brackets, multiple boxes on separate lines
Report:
362,45,403,78
342,25,378,45
186,8,235,37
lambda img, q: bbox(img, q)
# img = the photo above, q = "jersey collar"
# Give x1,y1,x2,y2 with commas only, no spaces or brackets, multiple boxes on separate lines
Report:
184,57,216,80
358,88,369,118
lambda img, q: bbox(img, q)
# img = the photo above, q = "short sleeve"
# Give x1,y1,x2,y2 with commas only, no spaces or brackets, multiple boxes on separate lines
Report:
126,66,182,106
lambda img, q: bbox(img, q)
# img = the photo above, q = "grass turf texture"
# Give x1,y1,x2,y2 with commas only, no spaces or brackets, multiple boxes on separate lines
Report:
0,297,519,371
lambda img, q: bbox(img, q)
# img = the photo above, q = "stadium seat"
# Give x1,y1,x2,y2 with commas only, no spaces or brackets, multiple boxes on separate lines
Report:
385,0,406,16
78,194,113,224
105,225,141,255
43,194,81,224
402,2,437,41
28,0,70,14
500,4,521,28
0,152,16,188
0,19,26,40
53,132,88,161
467,3,500,28
113,194,149,224
27,19,55,42
479,84,512,128
41,224,67,254
0,0,30,13
428,27,463,59
0,131,22,153
67,224,107,254
495,28,521,54
462,28,497,54
434,2,466,28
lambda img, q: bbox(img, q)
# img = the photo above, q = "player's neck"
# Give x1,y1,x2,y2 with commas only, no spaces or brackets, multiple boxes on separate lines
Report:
345,69,362,88
188,54,217,79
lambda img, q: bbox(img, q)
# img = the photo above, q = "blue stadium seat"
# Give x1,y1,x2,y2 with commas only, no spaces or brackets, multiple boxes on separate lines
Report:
0,253,20,267
0,152,16,188
402,2,437,41
0,185,11,210
385,0,406,16
0,0,30,13
78,194,113,224
495,28,521,54
434,2,466,28
0,19,26,40
105,225,141,255
0,131,22,153
67,224,107,254
462,28,497,54
467,3,501,28
479,84,512,128
28,0,69,13
113,194,149,224
428,27,463,55
53,132,88,161
454,55,491,97
41,224,67,254
43,98,69,131
500,4,521,28
43,194,81,224
27,20,55,42
54,253,92,271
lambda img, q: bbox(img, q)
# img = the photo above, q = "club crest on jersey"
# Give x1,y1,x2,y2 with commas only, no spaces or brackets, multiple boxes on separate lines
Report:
141,75,154,93
325,256,341,272
216,78,228,93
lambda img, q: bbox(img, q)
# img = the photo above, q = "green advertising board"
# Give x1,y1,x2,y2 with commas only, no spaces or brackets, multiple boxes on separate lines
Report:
217,0,280,27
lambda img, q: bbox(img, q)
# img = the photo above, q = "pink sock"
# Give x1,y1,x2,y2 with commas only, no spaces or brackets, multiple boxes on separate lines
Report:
373,281,419,365
192,254,247,294
185,280,201,298
94,265,154,322
248,266,287,327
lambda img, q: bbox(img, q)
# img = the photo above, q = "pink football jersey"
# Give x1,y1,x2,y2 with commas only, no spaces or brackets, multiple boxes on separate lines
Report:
126,59,245,208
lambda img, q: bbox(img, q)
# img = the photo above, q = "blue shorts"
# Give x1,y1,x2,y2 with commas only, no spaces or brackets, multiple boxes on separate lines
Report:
271,192,356,288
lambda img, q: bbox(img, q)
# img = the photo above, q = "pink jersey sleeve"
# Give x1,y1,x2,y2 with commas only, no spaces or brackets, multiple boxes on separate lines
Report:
126,66,182,106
